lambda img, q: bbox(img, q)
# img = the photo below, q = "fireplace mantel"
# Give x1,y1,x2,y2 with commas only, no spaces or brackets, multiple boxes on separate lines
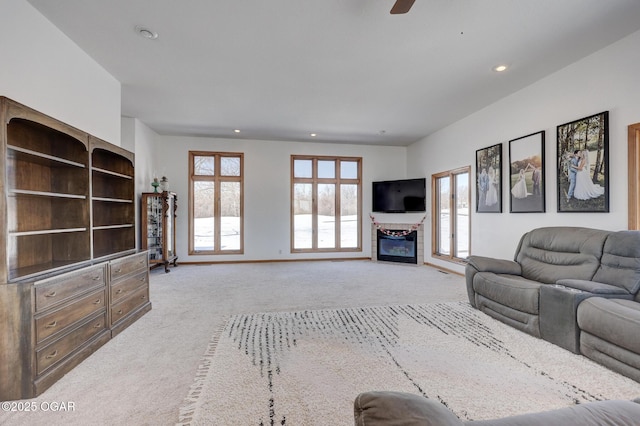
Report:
371,223,424,265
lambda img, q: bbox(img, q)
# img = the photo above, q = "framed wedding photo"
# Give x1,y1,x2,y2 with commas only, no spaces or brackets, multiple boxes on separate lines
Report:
557,111,609,213
509,131,545,213
475,143,502,213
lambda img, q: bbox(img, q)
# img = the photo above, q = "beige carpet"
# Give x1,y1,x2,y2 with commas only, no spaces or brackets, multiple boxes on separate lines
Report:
0,260,467,425
179,301,640,425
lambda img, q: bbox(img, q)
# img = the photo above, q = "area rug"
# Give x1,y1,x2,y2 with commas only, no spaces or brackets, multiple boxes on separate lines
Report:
178,301,639,425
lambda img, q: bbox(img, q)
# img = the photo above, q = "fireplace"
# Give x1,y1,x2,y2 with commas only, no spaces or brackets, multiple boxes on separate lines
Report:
377,230,418,264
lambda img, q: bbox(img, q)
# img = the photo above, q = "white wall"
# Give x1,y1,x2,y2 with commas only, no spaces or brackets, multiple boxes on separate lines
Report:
408,29,640,273
0,0,121,144
153,135,407,263
122,117,159,249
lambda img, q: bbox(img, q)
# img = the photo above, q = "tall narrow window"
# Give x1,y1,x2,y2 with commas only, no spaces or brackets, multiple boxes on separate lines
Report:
291,156,362,252
432,166,470,262
189,151,243,254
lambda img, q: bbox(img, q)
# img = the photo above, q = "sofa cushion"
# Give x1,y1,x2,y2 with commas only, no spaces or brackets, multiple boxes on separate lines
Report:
577,297,640,354
354,391,463,426
515,227,608,284
473,273,541,315
592,231,640,294
468,399,640,426
555,279,632,295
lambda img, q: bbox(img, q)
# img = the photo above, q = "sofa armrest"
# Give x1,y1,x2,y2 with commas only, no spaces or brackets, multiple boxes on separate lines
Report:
467,256,522,275
354,391,463,426
465,256,522,308
555,279,633,298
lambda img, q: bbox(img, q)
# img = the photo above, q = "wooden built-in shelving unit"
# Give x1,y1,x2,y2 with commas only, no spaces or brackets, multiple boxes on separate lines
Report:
0,97,150,401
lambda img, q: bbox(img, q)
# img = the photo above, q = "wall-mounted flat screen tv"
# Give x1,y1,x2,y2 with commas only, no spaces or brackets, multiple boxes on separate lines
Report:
372,178,426,213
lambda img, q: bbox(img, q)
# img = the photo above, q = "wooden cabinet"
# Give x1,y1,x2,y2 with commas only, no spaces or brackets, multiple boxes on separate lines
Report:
0,97,150,401
141,191,178,272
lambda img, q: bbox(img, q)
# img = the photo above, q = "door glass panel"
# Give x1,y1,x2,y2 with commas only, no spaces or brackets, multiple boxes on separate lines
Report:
317,183,335,248
220,181,241,250
455,172,469,259
340,184,358,248
293,183,312,249
438,177,450,255
193,181,215,251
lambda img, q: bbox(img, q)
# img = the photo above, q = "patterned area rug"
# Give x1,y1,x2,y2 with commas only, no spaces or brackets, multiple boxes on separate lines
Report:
178,302,639,425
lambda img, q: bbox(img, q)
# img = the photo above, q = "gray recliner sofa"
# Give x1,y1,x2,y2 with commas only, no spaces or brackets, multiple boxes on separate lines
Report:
465,226,640,382
354,391,640,426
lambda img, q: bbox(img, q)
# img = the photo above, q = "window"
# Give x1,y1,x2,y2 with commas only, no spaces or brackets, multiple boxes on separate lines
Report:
189,151,243,254
291,156,362,252
432,166,470,262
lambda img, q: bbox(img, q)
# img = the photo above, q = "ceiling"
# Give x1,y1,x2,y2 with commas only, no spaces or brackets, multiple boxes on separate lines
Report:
26,0,640,146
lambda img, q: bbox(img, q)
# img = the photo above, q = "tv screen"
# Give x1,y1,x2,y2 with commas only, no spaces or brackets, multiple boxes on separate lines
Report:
372,178,426,213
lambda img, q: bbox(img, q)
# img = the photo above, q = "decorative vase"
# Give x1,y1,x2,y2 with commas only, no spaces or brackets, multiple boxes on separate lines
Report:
151,177,160,193
160,176,169,192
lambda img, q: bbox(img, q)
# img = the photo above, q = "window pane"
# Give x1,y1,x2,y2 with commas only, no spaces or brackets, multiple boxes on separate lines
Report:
318,183,335,248
318,160,335,179
455,172,469,259
293,183,312,249
220,182,240,250
438,177,450,255
340,161,358,179
340,184,358,248
193,181,215,251
194,156,215,176
294,159,312,178
221,157,241,176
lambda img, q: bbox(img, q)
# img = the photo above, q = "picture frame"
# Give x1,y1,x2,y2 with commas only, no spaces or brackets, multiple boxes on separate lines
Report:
557,111,609,212
475,143,502,213
509,131,545,213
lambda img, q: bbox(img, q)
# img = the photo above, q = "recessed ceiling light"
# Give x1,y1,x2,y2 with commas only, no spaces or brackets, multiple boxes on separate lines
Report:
493,64,508,72
310,133,317,137
135,25,158,40
234,129,241,133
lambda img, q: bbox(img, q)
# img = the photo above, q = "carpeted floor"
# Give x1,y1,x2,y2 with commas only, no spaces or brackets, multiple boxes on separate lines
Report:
0,260,467,425
179,301,640,425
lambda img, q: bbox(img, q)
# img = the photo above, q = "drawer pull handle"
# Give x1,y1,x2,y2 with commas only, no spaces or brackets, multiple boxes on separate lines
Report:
116,309,123,315
116,289,123,294
45,350,58,359
45,321,57,329
115,268,122,273
93,299,102,305
92,275,101,281
140,278,145,282
140,295,146,300
45,291,57,298
94,322,102,328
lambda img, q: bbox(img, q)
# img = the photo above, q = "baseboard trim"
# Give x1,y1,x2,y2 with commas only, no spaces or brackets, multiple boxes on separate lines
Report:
178,257,372,266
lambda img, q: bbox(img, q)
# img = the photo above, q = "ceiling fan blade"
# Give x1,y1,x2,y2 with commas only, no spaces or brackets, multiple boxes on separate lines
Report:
390,0,416,14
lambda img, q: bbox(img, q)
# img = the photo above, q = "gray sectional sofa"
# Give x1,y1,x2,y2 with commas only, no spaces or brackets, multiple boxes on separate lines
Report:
354,391,640,426
465,226,640,382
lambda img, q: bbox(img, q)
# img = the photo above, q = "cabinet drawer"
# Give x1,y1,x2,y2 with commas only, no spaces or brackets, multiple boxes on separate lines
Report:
111,286,149,326
35,265,106,312
36,313,107,375
35,289,106,343
109,252,148,281
111,270,148,304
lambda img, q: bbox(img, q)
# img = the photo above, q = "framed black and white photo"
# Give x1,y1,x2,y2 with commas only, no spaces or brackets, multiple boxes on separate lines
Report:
557,111,609,212
509,131,545,213
475,143,502,213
